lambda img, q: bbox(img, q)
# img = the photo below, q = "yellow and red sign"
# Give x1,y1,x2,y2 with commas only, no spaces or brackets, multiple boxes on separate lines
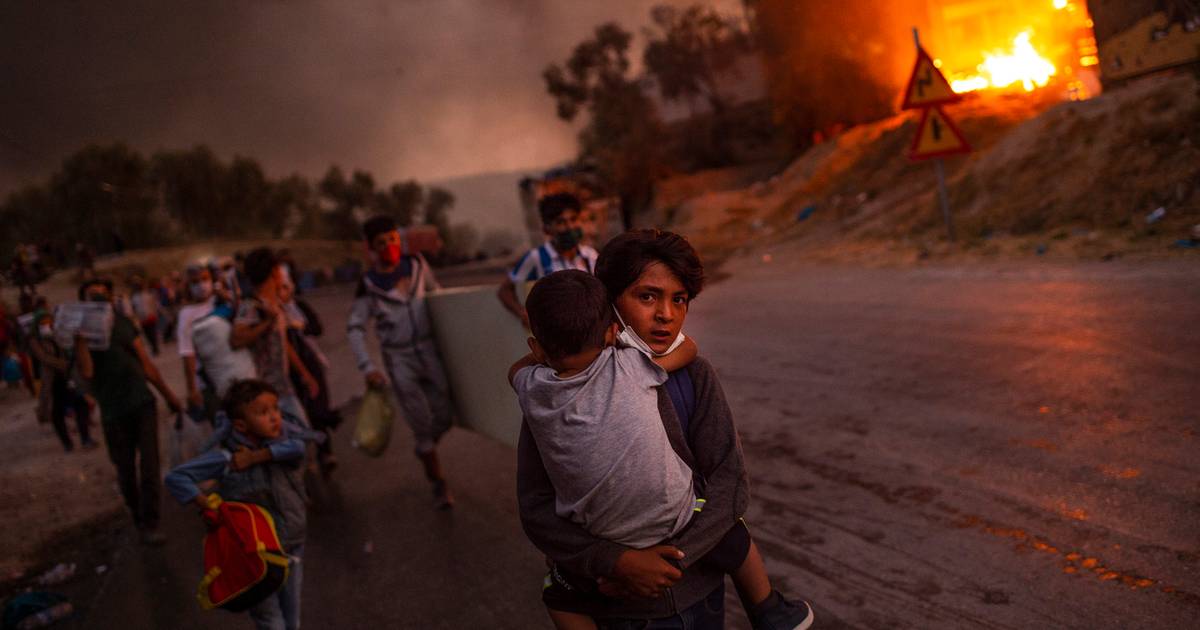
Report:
901,47,961,110
909,106,971,160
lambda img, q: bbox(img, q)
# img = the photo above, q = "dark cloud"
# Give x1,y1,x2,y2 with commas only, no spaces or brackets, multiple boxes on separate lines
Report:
0,0,741,193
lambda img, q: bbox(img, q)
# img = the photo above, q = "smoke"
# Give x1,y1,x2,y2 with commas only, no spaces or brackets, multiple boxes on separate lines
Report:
0,0,742,194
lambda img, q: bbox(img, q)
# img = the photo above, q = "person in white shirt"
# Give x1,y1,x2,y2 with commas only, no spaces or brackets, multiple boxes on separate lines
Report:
497,192,598,327
176,264,221,423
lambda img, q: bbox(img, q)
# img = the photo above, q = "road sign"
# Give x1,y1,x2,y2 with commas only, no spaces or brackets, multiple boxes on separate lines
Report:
909,106,971,160
901,47,961,109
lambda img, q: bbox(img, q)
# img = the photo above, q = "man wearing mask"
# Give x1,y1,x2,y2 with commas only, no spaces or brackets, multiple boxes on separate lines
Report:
347,215,456,508
497,192,598,327
76,279,183,545
176,264,222,423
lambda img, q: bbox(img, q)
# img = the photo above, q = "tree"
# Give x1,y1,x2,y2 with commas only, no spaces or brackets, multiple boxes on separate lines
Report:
51,143,159,252
373,180,423,228
543,22,667,228
151,146,227,236
643,4,753,116
423,187,455,245
264,175,314,238
225,156,270,235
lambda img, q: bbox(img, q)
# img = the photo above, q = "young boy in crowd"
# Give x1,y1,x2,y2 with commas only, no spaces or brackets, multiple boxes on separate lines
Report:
510,271,813,630
498,192,598,327
165,379,310,630
347,215,456,507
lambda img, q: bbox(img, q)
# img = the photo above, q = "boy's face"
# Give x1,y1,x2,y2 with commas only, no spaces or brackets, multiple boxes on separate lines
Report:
543,209,582,248
614,262,689,355
233,392,283,441
370,230,403,266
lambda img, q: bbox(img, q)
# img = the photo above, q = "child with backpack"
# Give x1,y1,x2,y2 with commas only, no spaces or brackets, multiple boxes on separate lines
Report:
510,271,813,630
165,379,316,630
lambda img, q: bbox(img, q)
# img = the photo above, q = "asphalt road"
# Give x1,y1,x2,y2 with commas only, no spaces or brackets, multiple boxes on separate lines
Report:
688,258,1200,629
77,259,1199,629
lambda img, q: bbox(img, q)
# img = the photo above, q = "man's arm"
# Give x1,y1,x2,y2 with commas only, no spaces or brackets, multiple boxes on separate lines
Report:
132,337,182,412
228,301,273,348
74,335,93,380
497,278,528,327
286,337,319,397
346,291,385,387
652,336,696,373
230,316,274,349
661,358,749,568
182,355,202,409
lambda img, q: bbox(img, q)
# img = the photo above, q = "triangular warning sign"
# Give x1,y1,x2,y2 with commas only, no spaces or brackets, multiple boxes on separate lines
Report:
901,47,961,110
909,106,971,160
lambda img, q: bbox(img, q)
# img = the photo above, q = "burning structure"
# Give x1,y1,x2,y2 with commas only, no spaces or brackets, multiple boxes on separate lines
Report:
754,0,1196,144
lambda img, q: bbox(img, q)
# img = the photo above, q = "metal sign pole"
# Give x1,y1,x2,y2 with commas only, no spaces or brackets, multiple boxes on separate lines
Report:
912,27,956,243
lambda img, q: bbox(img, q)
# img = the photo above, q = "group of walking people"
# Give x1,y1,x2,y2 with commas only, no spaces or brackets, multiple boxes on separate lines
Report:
16,189,813,629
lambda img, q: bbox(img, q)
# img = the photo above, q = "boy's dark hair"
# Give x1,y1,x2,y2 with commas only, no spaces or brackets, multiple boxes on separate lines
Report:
243,247,278,287
595,229,705,302
77,278,113,301
363,215,398,244
223,379,278,421
525,270,612,361
538,193,582,226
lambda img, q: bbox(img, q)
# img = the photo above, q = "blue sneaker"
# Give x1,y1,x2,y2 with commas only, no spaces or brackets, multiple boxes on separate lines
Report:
751,591,814,630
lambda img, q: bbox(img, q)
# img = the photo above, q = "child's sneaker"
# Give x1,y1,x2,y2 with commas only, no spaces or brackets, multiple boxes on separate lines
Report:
751,590,814,630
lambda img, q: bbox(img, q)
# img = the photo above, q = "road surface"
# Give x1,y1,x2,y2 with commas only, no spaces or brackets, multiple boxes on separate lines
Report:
76,259,1200,628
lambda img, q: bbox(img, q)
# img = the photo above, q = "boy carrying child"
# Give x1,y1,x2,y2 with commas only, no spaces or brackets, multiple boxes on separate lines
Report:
165,379,313,630
510,271,813,630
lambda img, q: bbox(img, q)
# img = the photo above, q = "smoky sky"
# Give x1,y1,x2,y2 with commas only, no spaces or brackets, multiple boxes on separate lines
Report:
0,0,741,194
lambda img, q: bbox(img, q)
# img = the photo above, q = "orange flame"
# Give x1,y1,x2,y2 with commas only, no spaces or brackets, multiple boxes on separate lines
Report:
950,30,1057,93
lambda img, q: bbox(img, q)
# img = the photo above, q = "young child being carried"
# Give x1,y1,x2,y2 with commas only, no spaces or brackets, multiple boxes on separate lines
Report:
510,270,813,630
165,379,314,630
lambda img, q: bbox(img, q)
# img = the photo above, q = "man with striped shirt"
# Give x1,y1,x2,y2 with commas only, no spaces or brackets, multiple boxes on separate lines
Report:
497,192,599,327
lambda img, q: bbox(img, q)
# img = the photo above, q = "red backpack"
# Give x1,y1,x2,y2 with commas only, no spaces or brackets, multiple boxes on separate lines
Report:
196,495,290,611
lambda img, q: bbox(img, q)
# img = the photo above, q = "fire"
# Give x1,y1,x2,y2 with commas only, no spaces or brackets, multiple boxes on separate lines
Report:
950,30,1057,93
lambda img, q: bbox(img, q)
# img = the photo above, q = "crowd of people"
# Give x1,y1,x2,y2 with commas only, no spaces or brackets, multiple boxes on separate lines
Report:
2,191,814,629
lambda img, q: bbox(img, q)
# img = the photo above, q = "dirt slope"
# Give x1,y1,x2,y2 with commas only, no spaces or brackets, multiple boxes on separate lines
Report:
655,73,1200,265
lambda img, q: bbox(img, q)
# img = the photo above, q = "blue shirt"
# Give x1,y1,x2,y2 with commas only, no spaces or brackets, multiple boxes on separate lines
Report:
507,243,598,283
164,420,307,505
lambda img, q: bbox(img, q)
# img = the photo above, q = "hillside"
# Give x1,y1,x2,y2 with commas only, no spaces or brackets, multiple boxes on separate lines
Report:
651,73,1200,265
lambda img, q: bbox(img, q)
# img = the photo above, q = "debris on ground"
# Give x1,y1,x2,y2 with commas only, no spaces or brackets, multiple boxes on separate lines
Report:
34,564,75,587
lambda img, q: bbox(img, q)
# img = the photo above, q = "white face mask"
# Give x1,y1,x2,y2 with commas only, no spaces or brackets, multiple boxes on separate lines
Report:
613,308,686,357
39,325,53,338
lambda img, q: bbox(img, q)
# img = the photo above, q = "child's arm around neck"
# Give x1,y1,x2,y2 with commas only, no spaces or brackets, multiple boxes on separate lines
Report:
652,336,697,373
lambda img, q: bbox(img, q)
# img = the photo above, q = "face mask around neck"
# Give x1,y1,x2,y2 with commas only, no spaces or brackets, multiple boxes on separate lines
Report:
612,308,685,357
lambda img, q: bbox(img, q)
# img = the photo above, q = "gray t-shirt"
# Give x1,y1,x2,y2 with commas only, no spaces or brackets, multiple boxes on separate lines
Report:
514,346,696,548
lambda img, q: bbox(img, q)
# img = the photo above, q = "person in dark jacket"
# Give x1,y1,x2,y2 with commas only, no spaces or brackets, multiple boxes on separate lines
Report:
516,230,813,629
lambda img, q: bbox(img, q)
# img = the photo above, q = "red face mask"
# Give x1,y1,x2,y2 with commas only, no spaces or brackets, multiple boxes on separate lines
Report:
379,243,402,266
